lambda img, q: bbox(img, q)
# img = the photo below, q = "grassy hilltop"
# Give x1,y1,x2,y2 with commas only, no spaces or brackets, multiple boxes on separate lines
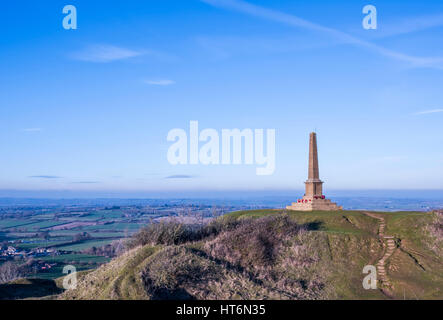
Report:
2,209,442,300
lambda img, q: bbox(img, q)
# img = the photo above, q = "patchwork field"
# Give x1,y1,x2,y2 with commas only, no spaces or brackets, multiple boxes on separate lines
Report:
0,207,161,280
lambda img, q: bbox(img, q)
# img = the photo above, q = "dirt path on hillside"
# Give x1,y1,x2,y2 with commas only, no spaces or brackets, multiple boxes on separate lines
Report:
362,212,397,296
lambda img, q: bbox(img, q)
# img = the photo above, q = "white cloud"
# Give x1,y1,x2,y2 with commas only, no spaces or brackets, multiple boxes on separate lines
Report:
201,0,443,69
144,79,176,86
413,109,443,115
71,44,143,63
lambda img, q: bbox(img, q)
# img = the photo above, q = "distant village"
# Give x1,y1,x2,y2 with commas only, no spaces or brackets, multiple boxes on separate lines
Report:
1,245,59,258
0,245,71,272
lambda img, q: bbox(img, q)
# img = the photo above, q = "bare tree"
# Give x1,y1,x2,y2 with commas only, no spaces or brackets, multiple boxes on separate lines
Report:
112,239,126,256
0,262,23,284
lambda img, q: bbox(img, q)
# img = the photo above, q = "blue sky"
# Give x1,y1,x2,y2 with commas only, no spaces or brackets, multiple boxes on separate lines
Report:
1,0,443,196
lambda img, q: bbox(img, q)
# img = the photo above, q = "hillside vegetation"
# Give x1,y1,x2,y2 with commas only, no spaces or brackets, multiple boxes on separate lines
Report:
54,210,442,300
2,210,442,300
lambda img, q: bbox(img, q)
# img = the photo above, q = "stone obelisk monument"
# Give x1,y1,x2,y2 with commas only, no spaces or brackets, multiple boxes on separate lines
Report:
287,132,342,211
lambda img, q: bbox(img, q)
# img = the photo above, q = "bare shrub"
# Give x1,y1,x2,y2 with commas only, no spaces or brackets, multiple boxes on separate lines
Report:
0,262,23,284
427,211,443,255
128,217,241,249
202,215,241,236
134,214,332,299
142,246,220,300
111,239,127,257
128,222,192,248
82,239,126,257
203,214,332,299
204,215,303,269
73,232,91,242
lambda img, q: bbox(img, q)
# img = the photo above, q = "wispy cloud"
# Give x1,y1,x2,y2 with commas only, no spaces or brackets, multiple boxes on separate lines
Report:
195,34,331,60
367,156,406,164
201,0,443,69
378,156,406,162
71,181,100,184
70,44,143,63
413,109,443,115
165,175,197,179
22,128,42,132
144,79,176,86
29,175,62,179
375,13,443,38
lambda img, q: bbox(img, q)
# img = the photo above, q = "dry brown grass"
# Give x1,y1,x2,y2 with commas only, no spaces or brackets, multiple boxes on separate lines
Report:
426,211,443,256
204,215,302,269
139,215,334,300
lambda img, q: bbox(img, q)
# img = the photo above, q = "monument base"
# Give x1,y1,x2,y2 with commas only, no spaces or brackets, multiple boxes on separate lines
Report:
286,196,343,211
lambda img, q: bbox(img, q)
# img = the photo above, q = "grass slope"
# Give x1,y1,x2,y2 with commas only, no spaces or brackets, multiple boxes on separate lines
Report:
227,210,442,299
2,210,441,300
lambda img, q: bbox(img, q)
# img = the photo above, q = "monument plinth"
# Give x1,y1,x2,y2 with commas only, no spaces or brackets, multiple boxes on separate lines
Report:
287,132,342,211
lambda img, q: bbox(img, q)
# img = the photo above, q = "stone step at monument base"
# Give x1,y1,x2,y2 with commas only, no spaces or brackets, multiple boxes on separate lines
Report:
286,198,343,211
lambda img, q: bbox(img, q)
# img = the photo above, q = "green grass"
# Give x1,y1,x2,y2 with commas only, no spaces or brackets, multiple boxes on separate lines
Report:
68,214,105,221
82,223,142,232
96,210,127,218
33,265,101,280
49,230,125,238
60,246,159,300
226,209,378,235
39,253,110,264
0,219,71,231
225,209,442,300
27,220,70,230
88,232,126,238
6,232,40,238
0,219,39,229
56,239,114,252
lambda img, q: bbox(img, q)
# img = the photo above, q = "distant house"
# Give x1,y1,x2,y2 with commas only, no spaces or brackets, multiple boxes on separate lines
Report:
7,246,17,255
40,263,56,271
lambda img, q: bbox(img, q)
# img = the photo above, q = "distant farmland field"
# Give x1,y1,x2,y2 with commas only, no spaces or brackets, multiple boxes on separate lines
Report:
49,222,97,230
56,239,115,252
51,231,124,238
40,253,110,264
83,222,142,233
0,219,68,230
0,219,39,229
28,221,71,230
35,254,111,279
16,240,72,250
0,205,176,286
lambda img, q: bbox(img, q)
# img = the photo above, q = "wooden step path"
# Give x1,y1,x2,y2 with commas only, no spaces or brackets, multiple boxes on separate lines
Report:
363,212,397,289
